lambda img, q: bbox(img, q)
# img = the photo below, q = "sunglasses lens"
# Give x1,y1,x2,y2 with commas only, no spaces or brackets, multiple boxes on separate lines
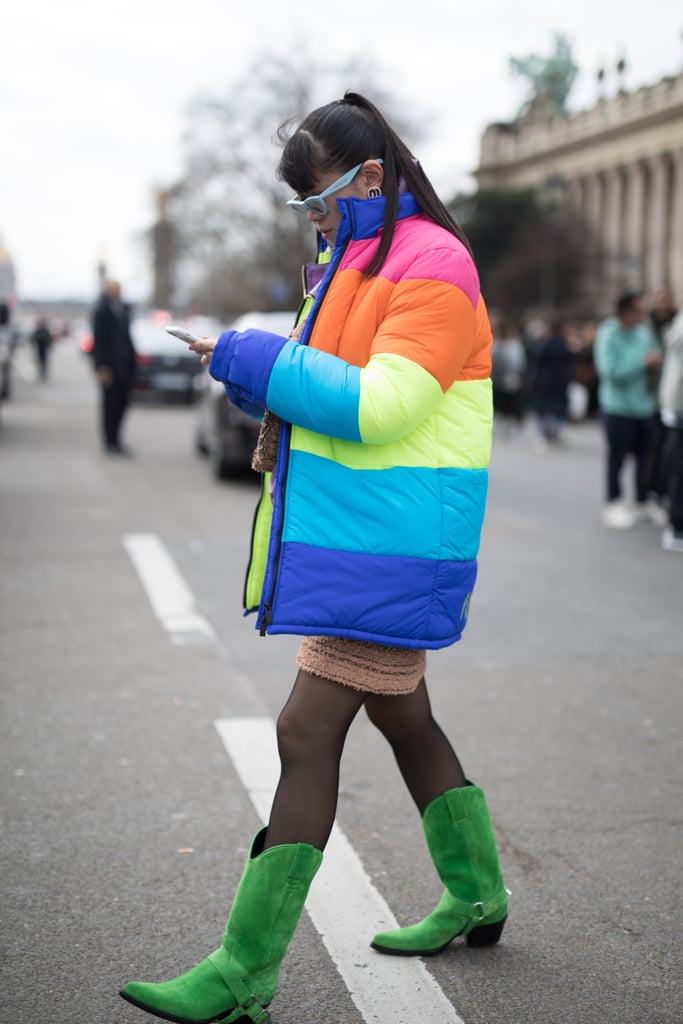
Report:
305,198,327,216
288,197,328,216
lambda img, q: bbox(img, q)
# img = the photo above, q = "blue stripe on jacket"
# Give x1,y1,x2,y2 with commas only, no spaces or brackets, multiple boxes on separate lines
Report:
267,542,478,649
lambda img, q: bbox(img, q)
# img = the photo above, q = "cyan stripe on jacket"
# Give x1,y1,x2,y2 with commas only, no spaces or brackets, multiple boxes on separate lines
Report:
266,340,362,441
284,450,486,561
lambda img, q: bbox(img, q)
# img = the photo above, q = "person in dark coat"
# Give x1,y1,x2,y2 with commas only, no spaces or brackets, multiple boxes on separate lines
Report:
646,286,678,509
92,280,136,454
30,318,53,381
531,319,572,448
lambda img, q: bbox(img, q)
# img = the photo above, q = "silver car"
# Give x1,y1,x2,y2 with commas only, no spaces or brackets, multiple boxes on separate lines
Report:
131,314,221,404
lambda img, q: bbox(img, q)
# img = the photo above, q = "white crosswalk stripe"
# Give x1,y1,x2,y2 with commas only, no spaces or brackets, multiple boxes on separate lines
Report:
123,532,216,643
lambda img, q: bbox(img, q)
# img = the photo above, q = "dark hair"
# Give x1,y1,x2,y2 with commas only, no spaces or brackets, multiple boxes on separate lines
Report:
276,91,471,276
616,291,642,316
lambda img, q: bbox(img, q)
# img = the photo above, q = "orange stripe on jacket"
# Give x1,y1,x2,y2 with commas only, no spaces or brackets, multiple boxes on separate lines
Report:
309,270,491,392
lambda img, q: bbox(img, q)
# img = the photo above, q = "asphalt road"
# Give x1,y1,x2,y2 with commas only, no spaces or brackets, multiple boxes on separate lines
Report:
1,336,681,1024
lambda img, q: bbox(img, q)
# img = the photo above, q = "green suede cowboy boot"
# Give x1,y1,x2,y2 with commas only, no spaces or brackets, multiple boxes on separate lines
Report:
371,783,508,956
120,828,322,1023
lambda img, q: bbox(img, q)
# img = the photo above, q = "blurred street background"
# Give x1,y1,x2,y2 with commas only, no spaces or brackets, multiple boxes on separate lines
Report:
1,333,681,1024
2,11,683,1023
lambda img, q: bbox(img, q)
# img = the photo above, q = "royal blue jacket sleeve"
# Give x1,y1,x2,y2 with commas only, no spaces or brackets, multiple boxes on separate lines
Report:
209,328,289,418
209,328,363,441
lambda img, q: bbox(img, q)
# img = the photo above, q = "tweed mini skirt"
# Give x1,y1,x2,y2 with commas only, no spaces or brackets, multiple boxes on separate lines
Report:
297,635,426,695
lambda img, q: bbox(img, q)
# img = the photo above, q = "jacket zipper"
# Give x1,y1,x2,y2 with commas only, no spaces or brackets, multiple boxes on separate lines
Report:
258,227,352,635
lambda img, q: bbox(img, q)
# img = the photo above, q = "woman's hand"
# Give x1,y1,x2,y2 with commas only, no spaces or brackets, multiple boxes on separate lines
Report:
188,336,217,366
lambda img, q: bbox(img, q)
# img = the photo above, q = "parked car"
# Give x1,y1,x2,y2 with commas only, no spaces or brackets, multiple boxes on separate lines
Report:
0,301,13,402
194,310,297,479
131,314,220,404
0,248,17,406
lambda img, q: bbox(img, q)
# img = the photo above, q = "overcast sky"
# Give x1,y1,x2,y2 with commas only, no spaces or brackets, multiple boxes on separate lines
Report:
3,0,682,304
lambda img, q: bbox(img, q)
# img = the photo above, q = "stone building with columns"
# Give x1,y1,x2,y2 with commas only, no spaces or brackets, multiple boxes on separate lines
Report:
475,70,683,313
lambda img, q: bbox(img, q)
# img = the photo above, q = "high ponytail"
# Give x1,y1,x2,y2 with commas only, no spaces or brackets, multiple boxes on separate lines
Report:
277,91,472,275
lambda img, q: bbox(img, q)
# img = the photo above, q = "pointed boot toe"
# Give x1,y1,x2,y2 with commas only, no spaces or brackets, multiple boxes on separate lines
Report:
372,890,473,956
120,830,320,1023
371,785,508,958
119,950,242,1023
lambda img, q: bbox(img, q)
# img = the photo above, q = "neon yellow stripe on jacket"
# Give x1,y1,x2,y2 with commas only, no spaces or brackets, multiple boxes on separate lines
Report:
290,376,492,471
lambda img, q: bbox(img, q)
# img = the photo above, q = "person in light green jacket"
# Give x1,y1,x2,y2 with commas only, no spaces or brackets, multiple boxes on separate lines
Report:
594,291,662,528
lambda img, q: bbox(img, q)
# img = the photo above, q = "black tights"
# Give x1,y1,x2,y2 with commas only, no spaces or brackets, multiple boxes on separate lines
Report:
263,671,466,851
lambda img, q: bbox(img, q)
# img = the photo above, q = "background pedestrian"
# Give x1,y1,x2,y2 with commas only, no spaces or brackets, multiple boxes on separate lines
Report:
645,286,678,515
30,317,53,381
658,308,683,552
594,291,662,528
491,318,527,435
530,318,572,450
91,280,136,455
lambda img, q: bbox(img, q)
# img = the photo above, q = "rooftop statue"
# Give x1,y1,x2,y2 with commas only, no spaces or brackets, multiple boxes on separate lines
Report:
509,33,578,117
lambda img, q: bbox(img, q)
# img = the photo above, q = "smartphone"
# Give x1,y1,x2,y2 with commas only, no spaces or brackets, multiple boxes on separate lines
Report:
166,325,201,344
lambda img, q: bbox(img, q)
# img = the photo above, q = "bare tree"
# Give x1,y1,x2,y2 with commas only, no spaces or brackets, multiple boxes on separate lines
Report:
168,53,425,317
456,188,597,320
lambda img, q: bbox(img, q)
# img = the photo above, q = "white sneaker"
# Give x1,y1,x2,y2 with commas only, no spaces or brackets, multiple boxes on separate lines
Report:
601,501,636,529
630,501,667,526
646,500,668,527
631,503,660,525
661,527,683,553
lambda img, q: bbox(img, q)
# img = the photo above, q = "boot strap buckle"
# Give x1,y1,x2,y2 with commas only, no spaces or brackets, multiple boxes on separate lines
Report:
463,886,509,923
244,998,271,1024
222,995,271,1024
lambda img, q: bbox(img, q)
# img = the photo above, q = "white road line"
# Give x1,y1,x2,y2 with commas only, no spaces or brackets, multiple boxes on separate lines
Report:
215,716,466,1024
123,533,216,644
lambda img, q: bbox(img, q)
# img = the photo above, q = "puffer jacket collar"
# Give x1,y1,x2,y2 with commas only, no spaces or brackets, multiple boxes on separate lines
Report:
334,192,422,246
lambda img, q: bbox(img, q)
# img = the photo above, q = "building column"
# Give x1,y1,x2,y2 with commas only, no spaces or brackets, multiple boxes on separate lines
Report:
623,161,646,290
603,167,624,294
582,172,606,305
567,176,583,214
645,154,669,294
583,171,603,232
668,148,683,303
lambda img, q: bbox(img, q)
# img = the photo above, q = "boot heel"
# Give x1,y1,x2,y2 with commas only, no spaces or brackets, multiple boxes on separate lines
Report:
466,916,506,947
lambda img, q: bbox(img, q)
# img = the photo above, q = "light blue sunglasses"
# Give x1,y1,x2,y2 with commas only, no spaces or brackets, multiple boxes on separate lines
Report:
286,160,382,217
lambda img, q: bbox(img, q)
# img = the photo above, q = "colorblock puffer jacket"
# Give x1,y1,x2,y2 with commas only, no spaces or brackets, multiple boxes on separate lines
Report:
209,193,493,649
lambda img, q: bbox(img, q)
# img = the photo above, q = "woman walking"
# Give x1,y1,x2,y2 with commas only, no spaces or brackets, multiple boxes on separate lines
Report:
121,92,508,1024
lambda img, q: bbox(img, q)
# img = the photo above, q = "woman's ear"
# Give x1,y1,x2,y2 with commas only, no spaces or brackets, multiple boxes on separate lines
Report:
360,160,384,190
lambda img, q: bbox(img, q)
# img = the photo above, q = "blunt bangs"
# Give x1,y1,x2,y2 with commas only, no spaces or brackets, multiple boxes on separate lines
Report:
277,128,322,196
277,101,384,194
